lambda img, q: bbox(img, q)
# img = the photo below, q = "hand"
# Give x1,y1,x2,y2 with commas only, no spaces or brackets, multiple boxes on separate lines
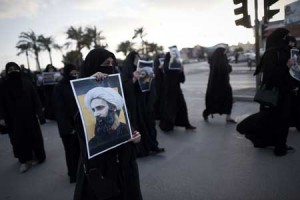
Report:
132,71,140,83
0,119,5,126
158,64,164,69
128,131,141,143
287,59,293,68
91,72,108,81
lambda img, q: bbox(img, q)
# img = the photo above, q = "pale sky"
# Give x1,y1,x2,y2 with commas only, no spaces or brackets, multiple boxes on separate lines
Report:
0,0,296,71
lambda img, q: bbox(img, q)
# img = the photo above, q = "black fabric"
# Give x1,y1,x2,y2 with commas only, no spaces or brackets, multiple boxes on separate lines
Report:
74,48,143,200
121,51,160,156
53,65,80,179
80,48,117,77
203,47,233,116
153,54,165,120
252,28,293,152
0,77,46,163
159,52,191,131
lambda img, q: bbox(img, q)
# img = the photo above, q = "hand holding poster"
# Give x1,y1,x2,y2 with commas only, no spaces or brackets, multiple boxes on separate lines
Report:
70,74,132,159
289,48,300,81
168,45,182,70
137,60,154,92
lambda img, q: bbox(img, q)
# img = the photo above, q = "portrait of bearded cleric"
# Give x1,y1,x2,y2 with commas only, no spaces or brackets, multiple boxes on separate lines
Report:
84,86,131,156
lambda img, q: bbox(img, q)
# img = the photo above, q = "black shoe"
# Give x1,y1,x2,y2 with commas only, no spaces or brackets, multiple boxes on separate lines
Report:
202,111,208,121
151,147,165,154
274,146,295,156
185,125,196,130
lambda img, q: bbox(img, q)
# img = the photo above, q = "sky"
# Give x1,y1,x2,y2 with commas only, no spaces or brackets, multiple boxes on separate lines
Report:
0,0,297,71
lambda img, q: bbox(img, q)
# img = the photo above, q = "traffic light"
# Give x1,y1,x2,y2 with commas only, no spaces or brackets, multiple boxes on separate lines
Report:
264,0,280,22
233,0,252,28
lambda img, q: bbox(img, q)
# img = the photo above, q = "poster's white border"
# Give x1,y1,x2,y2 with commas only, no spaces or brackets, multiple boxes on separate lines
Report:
70,73,132,159
137,60,154,92
168,46,182,70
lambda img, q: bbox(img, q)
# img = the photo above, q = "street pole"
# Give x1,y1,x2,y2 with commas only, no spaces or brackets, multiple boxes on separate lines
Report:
255,0,261,89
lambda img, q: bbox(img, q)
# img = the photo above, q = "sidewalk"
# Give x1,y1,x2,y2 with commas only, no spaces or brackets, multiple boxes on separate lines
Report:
233,87,256,102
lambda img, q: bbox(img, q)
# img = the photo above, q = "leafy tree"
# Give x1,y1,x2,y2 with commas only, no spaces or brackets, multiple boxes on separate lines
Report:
17,31,41,71
16,42,31,69
116,40,134,56
38,35,56,65
144,41,163,57
66,26,90,52
62,50,83,67
132,27,147,55
85,26,107,49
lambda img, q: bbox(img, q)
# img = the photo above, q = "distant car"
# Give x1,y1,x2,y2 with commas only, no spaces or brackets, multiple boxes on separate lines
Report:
228,53,256,64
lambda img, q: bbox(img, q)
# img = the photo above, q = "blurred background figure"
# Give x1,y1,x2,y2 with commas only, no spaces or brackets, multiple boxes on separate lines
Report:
53,63,80,183
0,62,46,173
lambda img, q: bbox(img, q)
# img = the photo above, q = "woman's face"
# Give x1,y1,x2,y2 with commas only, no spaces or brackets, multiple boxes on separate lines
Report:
101,57,114,67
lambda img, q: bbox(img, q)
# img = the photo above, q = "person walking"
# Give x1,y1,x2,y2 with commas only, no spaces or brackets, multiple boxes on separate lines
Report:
159,52,196,132
254,28,295,156
121,51,165,157
202,47,236,123
0,62,46,173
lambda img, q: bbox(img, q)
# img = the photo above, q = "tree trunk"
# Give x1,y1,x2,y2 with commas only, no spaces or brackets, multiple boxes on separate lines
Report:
48,49,53,65
35,52,41,71
25,50,30,70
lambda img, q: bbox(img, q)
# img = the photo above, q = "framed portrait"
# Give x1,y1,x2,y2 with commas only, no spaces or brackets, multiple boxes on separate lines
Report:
168,45,182,70
70,74,132,159
42,72,62,85
289,48,300,81
137,60,154,92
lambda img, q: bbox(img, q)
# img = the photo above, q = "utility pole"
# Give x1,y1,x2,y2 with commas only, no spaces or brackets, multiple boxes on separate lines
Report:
255,0,260,89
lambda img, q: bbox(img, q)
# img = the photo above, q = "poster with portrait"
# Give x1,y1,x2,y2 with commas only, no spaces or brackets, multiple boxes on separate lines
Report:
42,72,62,85
137,60,154,92
70,74,132,159
159,58,165,66
168,45,182,70
289,48,300,81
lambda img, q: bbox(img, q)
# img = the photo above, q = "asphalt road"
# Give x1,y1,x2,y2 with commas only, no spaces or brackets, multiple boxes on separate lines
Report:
1,62,300,200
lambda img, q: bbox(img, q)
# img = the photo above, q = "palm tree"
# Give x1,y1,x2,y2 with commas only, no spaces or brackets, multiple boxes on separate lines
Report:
16,42,31,69
38,35,55,65
62,50,83,67
17,31,41,71
85,26,107,49
116,40,134,57
132,27,147,55
66,26,90,52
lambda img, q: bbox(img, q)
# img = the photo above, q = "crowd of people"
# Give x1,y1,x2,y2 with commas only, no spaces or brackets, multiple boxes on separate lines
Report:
0,27,299,199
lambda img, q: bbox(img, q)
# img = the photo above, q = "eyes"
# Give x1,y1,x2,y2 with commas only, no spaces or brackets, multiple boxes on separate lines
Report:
92,105,106,112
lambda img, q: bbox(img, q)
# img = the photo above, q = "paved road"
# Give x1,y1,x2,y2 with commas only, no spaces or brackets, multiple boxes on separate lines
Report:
1,62,300,200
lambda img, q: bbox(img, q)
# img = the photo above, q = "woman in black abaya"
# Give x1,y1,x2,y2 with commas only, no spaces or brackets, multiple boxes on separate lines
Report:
159,52,196,132
202,47,235,123
121,51,164,157
73,48,143,200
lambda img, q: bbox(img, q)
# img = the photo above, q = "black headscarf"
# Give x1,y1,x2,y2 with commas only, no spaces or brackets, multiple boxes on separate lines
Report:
265,28,290,50
5,62,23,98
80,48,117,78
255,28,290,75
44,64,57,72
122,51,139,71
62,63,77,82
211,47,227,67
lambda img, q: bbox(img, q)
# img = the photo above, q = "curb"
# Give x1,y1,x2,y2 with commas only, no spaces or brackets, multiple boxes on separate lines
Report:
233,95,254,102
